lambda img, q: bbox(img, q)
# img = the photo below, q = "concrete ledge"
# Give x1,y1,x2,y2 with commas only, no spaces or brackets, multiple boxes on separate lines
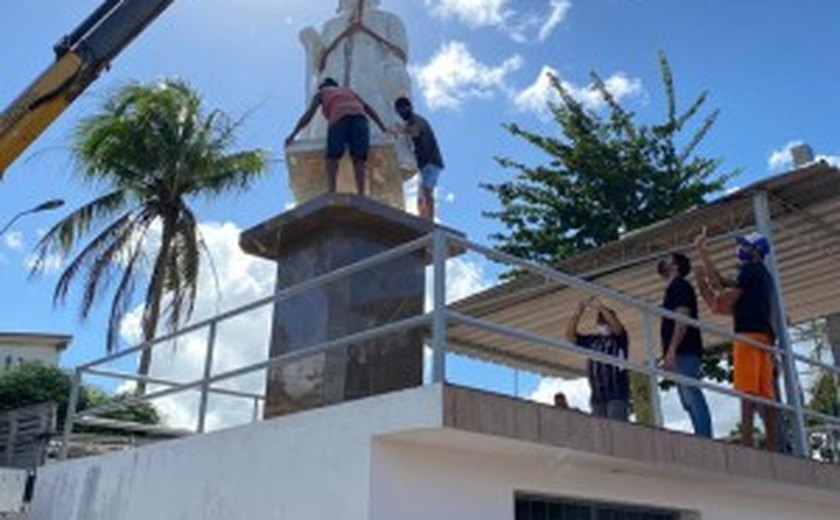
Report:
443,384,840,493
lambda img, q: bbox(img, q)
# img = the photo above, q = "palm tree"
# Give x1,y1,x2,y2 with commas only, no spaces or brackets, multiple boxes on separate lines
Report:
31,79,269,394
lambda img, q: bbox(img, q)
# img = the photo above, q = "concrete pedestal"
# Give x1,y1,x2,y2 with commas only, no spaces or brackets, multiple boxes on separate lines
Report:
241,194,439,418
285,137,412,211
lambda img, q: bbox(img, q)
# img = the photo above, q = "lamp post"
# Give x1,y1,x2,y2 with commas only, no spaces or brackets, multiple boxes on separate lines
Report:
0,199,65,236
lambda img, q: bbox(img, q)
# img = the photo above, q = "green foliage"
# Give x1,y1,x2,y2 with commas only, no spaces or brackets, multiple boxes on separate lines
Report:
807,371,839,462
483,52,736,266
0,363,71,414
0,363,160,430
30,79,269,392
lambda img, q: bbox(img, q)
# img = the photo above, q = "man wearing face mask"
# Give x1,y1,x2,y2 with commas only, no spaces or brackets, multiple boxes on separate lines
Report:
392,97,444,219
657,252,713,437
565,297,630,421
694,229,778,451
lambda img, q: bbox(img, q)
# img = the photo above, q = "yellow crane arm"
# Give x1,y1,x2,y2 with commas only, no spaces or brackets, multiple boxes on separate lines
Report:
0,0,175,179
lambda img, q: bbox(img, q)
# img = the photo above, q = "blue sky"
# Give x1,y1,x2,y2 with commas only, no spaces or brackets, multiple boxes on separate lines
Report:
0,0,838,429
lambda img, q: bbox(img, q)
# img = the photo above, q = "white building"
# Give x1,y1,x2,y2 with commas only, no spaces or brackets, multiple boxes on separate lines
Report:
31,384,840,519
0,333,70,373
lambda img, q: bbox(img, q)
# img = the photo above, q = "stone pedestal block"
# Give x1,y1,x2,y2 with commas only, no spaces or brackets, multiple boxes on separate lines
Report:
285,137,411,211
241,194,445,418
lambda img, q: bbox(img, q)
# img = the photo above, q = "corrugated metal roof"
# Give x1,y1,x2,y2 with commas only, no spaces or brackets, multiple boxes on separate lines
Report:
449,162,840,376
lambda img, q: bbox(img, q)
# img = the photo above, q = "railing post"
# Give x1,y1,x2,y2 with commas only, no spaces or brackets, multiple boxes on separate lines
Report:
59,368,82,460
431,229,448,384
753,190,807,457
197,321,218,434
252,397,260,423
643,311,664,427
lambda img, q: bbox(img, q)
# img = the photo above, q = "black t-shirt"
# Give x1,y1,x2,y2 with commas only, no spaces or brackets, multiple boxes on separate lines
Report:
577,331,630,403
406,115,444,169
660,277,703,356
734,262,774,335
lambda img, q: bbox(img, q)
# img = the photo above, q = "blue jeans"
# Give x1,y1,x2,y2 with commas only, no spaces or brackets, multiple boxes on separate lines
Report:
676,354,713,438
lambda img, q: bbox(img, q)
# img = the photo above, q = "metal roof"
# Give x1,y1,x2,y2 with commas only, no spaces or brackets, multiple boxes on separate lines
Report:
449,161,840,376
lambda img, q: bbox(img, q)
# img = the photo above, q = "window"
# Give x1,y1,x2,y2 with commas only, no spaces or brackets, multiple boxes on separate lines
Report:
516,494,683,520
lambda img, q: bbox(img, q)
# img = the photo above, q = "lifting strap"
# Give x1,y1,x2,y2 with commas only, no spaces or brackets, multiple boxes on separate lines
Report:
317,0,407,73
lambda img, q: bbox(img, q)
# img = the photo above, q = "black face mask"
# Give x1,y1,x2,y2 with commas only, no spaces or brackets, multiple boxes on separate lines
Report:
397,108,413,121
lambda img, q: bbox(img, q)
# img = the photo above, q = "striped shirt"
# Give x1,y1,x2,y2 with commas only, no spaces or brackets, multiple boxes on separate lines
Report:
577,331,630,404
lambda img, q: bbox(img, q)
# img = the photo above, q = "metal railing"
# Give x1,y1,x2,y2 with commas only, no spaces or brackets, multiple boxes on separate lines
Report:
60,228,840,462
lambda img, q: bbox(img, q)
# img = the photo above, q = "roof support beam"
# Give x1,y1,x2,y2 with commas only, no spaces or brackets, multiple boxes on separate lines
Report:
754,190,808,456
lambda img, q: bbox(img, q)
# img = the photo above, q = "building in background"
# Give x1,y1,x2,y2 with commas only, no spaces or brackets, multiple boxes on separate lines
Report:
0,333,71,373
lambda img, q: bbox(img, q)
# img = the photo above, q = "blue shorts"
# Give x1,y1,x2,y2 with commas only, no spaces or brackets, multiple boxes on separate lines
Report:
326,114,370,161
420,164,442,189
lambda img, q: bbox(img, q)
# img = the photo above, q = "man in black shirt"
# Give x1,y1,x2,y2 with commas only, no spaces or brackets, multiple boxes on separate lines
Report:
393,97,444,220
695,229,779,451
657,252,713,437
565,297,630,421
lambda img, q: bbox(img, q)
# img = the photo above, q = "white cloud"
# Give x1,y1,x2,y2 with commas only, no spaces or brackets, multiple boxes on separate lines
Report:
538,0,572,42
425,0,508,27
24,252,62,275
514,66,644,117
412,41,522,110
768,141,802,171
117,222,275,431
424,0,572,42
768,141,840,171
3,232,24,251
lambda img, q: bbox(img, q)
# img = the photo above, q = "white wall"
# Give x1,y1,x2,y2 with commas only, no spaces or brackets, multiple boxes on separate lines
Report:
369,437,839,520
31,385,443,520
0,469,27,513
0,344,60,373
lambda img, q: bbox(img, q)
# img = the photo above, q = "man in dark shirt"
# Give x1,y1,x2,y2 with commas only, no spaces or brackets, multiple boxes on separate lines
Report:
657,252,713,437
565,297,630,421
393,97,444,220
695,229,778,451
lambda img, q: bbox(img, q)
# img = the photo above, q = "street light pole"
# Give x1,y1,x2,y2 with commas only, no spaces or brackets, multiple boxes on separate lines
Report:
0,199,65,236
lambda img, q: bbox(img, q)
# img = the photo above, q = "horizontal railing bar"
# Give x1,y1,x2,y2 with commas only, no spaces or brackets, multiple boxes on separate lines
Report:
447,310,796,413
79,234,433,371
74,313,432,419
83,368,265,401
789,353,840,376
448,233,790,358
802,408,840,427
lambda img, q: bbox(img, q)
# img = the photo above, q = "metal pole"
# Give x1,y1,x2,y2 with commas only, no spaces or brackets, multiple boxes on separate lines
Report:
252,397,260,423
753,190,808,456
59,369,82,460
643,311,664,427
196,322,218,434
431,229,448,384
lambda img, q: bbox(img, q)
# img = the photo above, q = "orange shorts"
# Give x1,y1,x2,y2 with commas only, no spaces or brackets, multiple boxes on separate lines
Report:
733,332,776,400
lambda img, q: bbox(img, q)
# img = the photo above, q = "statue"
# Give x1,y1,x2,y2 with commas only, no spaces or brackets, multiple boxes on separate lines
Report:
288,0,416,202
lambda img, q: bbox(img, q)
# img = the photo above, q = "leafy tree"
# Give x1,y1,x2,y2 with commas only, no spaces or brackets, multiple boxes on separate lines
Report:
0,362,159,430
31,80,269,394
483,53,736,424
483,52,735,266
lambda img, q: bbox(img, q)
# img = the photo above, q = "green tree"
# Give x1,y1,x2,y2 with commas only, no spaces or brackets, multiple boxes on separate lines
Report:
31,80,269,394
483,52,735,265
0,363,159,430
483,53,736,424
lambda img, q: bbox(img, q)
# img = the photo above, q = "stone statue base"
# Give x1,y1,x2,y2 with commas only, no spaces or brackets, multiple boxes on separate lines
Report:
240,194,444,419
285,136,411,211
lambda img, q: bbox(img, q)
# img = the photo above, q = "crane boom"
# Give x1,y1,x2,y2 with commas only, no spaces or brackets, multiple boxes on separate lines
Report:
0,0,175,178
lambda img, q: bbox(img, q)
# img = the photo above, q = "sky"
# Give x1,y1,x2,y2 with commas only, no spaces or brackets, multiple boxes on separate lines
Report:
1,0,838,433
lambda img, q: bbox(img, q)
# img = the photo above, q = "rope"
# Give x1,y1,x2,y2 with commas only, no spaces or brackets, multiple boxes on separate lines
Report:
317,0,407,73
